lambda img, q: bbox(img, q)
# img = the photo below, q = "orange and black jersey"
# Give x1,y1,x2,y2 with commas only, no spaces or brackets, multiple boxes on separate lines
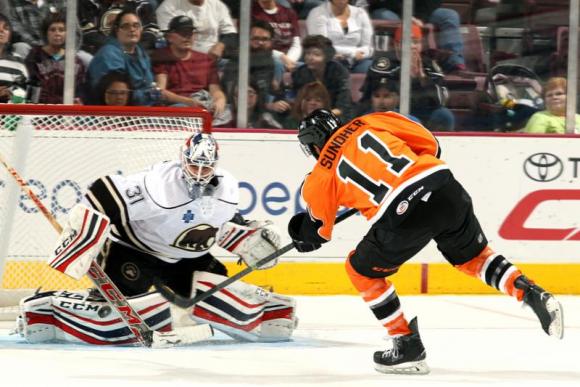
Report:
300,111,451,242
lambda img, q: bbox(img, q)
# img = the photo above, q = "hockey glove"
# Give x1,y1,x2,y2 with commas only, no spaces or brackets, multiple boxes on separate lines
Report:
288,212,322,253
217,220,282,269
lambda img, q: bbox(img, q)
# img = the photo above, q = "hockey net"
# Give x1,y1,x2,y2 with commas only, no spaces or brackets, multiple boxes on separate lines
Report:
0,104,211,318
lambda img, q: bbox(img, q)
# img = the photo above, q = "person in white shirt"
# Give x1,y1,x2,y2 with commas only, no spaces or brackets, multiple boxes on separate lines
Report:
306,0,373,73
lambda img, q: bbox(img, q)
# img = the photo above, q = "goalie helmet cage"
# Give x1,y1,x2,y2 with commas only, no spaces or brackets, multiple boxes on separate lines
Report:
0,104,212,316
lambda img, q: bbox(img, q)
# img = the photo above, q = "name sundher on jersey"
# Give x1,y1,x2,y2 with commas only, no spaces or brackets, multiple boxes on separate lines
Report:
172,223,218,252
320,119,364,169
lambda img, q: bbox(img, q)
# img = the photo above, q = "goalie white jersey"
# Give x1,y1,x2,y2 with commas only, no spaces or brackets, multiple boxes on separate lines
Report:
83,161,239,263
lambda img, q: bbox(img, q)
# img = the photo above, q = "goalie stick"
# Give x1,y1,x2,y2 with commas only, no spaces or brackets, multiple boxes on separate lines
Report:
0,152,213,348
155,208,358,308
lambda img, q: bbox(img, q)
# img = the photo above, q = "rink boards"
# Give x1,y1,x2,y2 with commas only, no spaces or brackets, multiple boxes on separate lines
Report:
0,130,579,294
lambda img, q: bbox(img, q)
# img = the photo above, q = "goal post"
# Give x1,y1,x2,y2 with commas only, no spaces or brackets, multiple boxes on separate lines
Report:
0,104,212,311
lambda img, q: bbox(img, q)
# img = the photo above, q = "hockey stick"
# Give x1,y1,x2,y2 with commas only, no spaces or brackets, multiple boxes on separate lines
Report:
0,152,213,348
155,208,358,308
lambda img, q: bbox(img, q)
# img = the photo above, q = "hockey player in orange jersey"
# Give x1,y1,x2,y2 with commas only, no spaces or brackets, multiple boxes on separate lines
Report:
287,109,564,375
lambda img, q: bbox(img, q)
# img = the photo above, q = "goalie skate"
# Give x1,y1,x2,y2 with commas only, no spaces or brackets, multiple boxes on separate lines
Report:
373,317,430,375
515,276,564,339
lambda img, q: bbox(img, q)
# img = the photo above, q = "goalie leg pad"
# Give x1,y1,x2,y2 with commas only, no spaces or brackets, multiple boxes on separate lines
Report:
17,290,172,345
48,204,111,280
189,271,297,342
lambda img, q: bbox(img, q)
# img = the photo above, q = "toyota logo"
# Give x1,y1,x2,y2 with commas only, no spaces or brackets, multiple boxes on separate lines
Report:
524,153,563,182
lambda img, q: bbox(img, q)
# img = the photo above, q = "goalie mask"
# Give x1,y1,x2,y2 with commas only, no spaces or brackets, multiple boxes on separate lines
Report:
181,133,219,199
297,109,342,159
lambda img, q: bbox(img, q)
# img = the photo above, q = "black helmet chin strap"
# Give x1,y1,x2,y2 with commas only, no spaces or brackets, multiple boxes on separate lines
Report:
310,144,322,159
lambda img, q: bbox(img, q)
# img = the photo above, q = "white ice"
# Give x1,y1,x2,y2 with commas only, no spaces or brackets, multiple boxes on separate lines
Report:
1,295,578,387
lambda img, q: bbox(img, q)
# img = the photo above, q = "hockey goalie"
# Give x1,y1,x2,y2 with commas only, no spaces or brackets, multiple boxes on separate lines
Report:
16,133,297,345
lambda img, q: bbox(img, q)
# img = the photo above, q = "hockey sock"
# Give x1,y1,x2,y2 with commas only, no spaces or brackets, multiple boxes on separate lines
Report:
345,257,411,336
455,246,525,300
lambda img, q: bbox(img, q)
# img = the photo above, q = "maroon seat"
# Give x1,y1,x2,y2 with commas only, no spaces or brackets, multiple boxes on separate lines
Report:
461,25,486,73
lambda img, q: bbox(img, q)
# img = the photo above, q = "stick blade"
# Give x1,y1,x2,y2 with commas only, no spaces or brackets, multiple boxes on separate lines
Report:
154,278,196,308
151,324,214,348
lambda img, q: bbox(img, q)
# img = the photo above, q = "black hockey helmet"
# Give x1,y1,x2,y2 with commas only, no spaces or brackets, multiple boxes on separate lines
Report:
297,109,342,159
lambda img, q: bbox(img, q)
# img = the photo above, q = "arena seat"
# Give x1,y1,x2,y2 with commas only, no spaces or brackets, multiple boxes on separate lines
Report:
441,0,475,24
460,25,487,73
370,20,437,52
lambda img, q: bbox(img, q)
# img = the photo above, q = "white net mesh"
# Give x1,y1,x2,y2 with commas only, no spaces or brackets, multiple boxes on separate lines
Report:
0,105,210,307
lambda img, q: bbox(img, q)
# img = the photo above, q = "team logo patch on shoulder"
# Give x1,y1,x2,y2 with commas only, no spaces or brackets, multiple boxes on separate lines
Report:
121,262,140,281
396,200,409,215
172,224,218,252
375,57,390,70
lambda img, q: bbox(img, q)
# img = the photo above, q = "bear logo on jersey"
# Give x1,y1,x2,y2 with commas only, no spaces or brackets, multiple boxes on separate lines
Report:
172,224,218,252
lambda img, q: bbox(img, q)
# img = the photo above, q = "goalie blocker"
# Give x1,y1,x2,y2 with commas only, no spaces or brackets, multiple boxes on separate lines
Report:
16,271,297,345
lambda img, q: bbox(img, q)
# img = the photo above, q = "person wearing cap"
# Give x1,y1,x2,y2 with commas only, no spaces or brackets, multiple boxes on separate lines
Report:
355,77,421,126
152,15,228,123
364,0,465,73
358,22,454,131
156,0,237,61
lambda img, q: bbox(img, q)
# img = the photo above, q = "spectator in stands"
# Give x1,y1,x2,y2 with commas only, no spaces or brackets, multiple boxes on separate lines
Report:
226,80,284,128
152,15,229,124
0,13,28,103
355,76,422,123
365,0,465,73
306,0,373,74
285,0,324,20
222,20,287,114
0,3,10,20
156,0,237,62
282,80,330,128
87,10,157,106
78,0,161,55
6,0,66,59
252,0,302,72
524,77,580,134
356,76,397,114
360,23,454,131
292,34,353,121
25,12,85,104
93,70,134,106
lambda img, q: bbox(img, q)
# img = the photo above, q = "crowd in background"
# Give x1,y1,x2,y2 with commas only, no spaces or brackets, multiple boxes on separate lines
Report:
0,0,578,133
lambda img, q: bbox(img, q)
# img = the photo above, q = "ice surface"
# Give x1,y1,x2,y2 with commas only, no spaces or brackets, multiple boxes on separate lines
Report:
1,295,578,387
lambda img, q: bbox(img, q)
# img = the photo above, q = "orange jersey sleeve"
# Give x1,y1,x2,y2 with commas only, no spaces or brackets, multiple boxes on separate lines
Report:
301,112,449,240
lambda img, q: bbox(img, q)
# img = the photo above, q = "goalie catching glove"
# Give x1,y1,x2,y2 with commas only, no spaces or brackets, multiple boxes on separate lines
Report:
217,220,282,269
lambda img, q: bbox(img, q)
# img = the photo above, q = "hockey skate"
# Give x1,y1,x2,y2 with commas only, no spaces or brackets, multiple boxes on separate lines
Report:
515,276,564,339
373,317,430,375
